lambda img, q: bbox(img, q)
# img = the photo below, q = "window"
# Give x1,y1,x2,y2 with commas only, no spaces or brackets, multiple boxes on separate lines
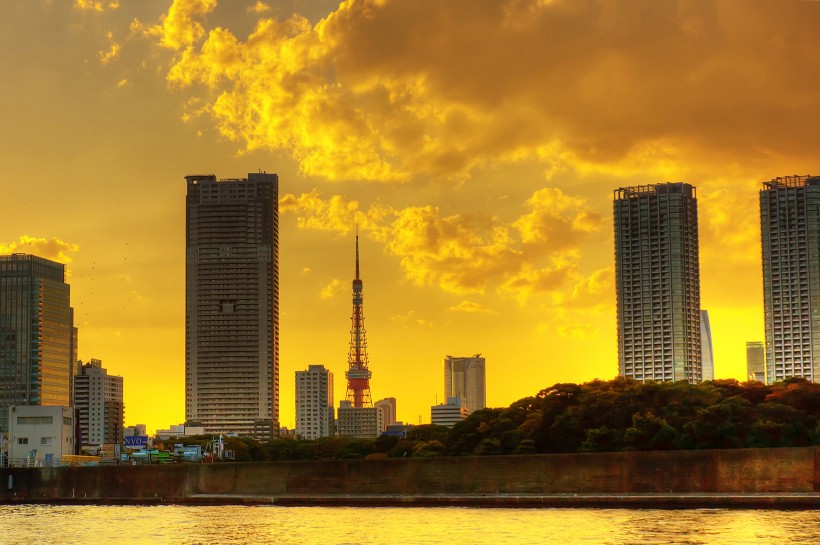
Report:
40,437,53,446
17,416,53,425
63,417,72,425
17,437,28,445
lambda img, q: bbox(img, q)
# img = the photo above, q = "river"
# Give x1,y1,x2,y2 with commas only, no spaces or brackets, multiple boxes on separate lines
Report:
0,505,818,544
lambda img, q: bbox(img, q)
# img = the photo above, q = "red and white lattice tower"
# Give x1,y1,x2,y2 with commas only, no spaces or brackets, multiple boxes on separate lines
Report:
345,234,373,407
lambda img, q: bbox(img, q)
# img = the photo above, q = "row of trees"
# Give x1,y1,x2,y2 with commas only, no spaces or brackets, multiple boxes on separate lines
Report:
169,377,819,462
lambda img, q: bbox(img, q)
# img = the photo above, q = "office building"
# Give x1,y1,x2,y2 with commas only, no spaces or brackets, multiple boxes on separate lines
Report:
73,359,124,451
700,310,714,381
760,175,820,383
431,397,471,428
374,397,397,432
295,364,334,440
746,341,766,382
614,183,702,383
185,172,279,439
0,255,75,433
7,405,75,467
443,355,486,413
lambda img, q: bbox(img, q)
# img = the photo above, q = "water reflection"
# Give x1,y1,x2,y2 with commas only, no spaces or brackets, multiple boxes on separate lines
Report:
0,505,817,545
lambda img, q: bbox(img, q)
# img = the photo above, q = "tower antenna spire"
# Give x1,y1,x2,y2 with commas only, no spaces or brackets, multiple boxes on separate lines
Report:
355,225,360,280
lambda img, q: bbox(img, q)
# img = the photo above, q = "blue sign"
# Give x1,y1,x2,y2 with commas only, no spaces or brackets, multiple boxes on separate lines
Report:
123,435,148,447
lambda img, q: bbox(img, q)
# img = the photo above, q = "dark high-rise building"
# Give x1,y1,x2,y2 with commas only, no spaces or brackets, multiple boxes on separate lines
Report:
614,183,702,383
760,175,820,383
746,341,765,383
185,172,279,439
0,254,74,433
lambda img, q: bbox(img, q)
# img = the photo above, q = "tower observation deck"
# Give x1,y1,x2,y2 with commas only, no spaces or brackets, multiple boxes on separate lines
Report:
345,234,373,407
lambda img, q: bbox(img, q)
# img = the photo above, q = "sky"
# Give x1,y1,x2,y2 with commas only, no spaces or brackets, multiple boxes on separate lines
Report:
2,0,819,433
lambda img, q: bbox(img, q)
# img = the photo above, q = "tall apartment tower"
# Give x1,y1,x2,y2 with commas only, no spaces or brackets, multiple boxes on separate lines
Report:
73,359,124,450
295,364,334,440
443,355,486,413
760,175,820,383
0,254,74,433
746,341,766,382
614,183,702,383
185,172,279,439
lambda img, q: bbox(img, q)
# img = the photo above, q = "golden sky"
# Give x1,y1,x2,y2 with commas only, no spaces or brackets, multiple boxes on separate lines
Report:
2,0,819,432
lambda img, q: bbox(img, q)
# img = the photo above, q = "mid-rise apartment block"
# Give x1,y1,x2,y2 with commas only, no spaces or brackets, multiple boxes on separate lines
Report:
73,359,124,451
295,364,334,440
614,183,702,383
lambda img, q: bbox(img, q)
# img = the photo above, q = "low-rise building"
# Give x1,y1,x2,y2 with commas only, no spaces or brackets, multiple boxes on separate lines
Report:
337,401,382,439
7,405,75,466
431,397,471,428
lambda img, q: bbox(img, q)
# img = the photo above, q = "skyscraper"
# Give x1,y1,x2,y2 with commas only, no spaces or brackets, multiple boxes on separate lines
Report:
185,172,279,439
0,254,74,433
337,235,380,439
614,183,702,383
746,341,765,382
443,355,486,413
73,359,124,450
760,175,820,383
295,364,334,440
700,310,714,381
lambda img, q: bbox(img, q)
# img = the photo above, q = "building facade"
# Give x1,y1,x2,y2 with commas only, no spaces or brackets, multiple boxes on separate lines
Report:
337,401,381,439
0,255,74,433
760,175,820,383
746,341,766,382
443,355,486,413
374,397,397,432
73,359,124,451
431,397,471,428
614,183,702,383
7,405,74,466
185,172,280,439
295,364,334,440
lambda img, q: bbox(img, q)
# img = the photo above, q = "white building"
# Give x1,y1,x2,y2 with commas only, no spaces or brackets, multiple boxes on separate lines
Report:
155,424,205,440
295,364,334,440
431,397,471,428
7,405,74,466
700,310,715,381
74,359,124,451
444,355,486,413
374,397,397,433
337,401,381,439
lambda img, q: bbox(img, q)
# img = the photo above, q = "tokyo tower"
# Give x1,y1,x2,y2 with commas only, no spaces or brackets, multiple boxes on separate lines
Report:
345,234,373,407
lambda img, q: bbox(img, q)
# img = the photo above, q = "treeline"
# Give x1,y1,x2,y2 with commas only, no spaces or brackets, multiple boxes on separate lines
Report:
169,377,819,461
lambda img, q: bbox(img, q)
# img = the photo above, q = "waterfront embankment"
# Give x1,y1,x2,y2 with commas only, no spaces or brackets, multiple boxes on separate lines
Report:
2,446,819,507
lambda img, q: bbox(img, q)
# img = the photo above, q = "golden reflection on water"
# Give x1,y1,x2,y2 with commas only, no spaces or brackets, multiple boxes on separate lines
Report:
0,506,817,545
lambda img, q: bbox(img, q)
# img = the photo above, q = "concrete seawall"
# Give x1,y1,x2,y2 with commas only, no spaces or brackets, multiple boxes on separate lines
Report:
3,447,819,507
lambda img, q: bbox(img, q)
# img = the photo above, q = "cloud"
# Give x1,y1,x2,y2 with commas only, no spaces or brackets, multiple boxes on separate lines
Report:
99,42,120,65
281,186,600,300
247,1,270,14
319,278,345,299
132,0,820,182
74,0,119,12
0,236,80,264
449,301,492,314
